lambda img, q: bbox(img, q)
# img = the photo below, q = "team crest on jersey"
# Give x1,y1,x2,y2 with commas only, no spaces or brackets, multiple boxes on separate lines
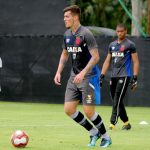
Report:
75,37,81,45
120,45,125,52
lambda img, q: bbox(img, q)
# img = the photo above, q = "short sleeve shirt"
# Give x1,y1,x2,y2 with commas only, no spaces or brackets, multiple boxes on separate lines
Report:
62,26,99,76
108,38,136,77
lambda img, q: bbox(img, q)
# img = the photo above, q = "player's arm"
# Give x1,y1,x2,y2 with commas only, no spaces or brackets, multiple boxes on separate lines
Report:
101,53,112,75
130,52,139,90
100,53,111,87
73,48,99,84
131,52,139,76
54,49,69,85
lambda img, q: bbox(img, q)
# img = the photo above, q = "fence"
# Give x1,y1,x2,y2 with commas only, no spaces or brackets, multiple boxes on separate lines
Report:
0,36,149,106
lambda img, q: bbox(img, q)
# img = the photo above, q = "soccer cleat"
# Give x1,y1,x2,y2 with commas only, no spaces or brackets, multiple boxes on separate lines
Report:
100,138,112,148
109,124,115,130
122,123,131,130
88,132,101,147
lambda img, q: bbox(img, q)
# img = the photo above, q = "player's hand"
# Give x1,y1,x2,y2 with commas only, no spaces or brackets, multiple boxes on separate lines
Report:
130,75,137,91
73,71,85,84
54,73,61,85
100,74,105,88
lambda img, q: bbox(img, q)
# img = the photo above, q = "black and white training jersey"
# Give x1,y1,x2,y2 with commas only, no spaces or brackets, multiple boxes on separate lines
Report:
62,25,100,76
108,38,136,77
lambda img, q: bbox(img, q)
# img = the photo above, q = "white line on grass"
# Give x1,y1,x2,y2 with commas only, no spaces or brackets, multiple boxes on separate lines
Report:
0,124,76,127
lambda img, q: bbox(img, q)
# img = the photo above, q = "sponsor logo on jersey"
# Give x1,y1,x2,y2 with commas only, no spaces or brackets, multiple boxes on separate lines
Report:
75,37,81,45
112,52,124,57
67,46,82,52
120,45,125,52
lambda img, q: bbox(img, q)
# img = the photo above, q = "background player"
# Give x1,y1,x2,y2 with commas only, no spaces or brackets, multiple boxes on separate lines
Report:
100,23,139,130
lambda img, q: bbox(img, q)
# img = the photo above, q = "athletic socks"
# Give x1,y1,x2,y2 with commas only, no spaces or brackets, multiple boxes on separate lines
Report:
70,111,98,136
70,111,109,138
89,127,99,136
90,112,110,139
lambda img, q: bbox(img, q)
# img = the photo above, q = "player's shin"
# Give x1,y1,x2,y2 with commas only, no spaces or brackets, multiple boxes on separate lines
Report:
70,111,94,132
90,112,109,139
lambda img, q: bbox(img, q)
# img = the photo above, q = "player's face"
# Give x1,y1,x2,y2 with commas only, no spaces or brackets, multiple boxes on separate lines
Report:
64,11,74,28
116,27,127,40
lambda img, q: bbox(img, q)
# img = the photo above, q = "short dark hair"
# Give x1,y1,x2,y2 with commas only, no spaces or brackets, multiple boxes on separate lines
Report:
116,23,127,30
63,5,81,19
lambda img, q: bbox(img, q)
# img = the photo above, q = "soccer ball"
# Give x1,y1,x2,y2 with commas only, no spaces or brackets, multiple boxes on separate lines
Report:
11,130,29,148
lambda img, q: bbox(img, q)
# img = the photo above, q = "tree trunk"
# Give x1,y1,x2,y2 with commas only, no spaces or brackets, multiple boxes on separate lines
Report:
148,0,150,35
131,0,142,36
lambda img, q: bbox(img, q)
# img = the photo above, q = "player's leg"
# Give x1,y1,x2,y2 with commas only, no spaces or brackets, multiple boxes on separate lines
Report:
83,105,111,147
120,103,131,130
64,101,99,144
118,77,131,130
82,105,100,147
81,76,111,148
64,77,97,144
110,77,131,130
109,78,118,130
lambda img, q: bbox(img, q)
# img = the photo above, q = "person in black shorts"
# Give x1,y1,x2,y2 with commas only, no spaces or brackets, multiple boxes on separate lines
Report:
54,5,111,148
100,23,139,130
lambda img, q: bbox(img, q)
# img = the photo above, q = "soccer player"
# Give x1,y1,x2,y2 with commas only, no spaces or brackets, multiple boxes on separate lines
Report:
100,23,139,130
54,5,111,148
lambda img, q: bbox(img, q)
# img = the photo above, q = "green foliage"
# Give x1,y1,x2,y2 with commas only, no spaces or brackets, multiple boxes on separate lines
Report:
74,0,131,31
69,0,147,34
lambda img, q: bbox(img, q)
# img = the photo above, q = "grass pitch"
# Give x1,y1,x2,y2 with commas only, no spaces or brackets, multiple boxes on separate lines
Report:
0,101,149,150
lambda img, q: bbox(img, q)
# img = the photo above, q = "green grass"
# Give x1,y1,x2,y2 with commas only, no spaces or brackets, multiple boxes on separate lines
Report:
0,101,149,150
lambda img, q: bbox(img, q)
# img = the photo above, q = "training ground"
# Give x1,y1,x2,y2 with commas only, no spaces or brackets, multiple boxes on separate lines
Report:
0,101,149,150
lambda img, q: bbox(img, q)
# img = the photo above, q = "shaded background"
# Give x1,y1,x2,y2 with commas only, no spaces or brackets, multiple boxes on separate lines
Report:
0,0,149,106
0,36,149,106
0,0,66,35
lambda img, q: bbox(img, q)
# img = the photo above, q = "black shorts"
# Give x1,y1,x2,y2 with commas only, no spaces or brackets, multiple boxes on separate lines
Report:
65,75,100,105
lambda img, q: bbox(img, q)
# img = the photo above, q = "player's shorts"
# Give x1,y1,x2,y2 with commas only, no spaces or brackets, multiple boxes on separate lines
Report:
65,75,100,105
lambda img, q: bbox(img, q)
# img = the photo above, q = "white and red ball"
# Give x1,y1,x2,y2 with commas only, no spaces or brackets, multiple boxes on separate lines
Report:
11,130,29,148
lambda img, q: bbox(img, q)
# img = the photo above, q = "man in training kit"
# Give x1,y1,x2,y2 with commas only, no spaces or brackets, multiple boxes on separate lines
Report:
100,23,139,130
54,5,111,148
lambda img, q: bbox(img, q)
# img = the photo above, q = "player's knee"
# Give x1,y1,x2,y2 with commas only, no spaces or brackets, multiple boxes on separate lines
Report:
84,110,94,119
64,106,76,116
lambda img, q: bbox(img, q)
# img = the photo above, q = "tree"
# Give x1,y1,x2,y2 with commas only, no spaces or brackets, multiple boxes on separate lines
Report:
70,0,147,35
131,0,142,36
74,0,131,32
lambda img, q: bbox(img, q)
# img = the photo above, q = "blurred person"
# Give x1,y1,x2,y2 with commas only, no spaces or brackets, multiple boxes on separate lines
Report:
100,23,139,130
54,5,111,148
0,57,2,92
